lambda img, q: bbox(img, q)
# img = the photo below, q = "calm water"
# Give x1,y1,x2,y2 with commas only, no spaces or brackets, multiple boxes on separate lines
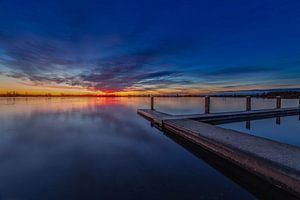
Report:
218,115,300,148
0,97,298,199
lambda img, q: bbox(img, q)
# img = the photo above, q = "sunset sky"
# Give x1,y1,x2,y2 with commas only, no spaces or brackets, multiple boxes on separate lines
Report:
0,0,300,95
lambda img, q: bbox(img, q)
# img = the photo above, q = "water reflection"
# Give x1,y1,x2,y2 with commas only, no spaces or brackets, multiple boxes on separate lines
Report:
276,116,281,125
219,115,300,148
0,97,299,199
246,120,251,130
244,116,291,129
141,97,299,115
0,97,256,200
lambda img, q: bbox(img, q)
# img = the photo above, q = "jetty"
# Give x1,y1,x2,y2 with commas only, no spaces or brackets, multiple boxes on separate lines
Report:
138,96,300,198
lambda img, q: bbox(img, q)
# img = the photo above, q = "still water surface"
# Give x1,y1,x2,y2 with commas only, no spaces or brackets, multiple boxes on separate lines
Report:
218,115,300,148
0,97,298,199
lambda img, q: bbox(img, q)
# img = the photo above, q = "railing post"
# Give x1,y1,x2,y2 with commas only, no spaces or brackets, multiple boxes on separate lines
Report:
151,96,154,110
205,96,210,114
276,96,281,109
246,96,251,111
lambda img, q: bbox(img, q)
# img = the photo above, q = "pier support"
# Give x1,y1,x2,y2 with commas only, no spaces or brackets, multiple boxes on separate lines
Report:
151,96,154,110
299,96,300,107
138,108,300,198
246,120,251,129
276,96,281,109
246,96,251,111
205,96,210,114
276,116,281,125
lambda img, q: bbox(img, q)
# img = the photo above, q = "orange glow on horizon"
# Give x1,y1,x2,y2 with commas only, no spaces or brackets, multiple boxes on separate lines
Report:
1,74,300,96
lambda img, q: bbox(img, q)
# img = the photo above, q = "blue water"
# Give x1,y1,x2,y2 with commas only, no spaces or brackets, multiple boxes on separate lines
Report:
0,97,298,199
218,115,300,148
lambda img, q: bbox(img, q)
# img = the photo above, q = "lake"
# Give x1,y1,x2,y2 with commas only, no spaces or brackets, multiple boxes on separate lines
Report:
218,115,300,148
0,97,299,199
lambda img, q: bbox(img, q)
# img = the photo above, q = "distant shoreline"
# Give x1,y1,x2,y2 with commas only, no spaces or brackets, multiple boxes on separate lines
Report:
1,91,300,99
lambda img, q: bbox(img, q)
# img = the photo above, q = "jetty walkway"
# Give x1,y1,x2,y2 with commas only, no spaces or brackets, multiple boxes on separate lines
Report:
138,96,300,198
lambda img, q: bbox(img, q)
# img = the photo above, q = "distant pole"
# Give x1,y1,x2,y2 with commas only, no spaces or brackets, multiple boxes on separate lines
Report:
246,96,251,111
151,96,154,110
276,96,281,109
205,96,210,114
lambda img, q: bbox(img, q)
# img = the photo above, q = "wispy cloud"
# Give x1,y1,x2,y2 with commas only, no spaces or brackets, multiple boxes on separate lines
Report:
204,66,274,77
0,33,191,92
1,0,300,93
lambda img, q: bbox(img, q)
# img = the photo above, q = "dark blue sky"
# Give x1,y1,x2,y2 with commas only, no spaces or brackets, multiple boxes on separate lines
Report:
0,0,300,93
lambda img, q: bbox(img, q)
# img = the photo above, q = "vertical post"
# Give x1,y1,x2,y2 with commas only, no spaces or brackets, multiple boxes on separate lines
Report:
246,120,251,130
276,116,281,125
246,96,251,111
276,96,281,109
298,96,300,121
151,96,154,110
205,96,210,114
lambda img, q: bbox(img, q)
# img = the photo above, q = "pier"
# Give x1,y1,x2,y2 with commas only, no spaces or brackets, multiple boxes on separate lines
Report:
138,96,300,198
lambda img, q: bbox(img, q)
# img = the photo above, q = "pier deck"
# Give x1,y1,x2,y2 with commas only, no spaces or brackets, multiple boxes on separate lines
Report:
138,107,300,125
137,107,300,198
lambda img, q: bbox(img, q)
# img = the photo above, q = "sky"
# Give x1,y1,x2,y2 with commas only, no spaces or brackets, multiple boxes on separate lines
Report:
0,0,300,95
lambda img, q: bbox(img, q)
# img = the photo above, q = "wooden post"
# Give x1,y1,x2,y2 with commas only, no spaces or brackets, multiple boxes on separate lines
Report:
246,120,251,129
298,96,300,121
276,96,281,109
151,96,154,110
205,96,210,114
276,116,281,125
246,96,251,111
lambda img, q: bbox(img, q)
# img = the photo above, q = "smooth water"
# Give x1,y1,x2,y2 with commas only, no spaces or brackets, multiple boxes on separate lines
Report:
0,97,298,199
218,115,300,148
154,97,298,114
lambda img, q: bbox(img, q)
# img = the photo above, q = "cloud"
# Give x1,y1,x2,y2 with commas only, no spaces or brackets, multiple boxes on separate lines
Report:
1,0,300,94
81,70,182,92
1,30,197,92
0,33,80,72
2,39,186,92
204,66,274,77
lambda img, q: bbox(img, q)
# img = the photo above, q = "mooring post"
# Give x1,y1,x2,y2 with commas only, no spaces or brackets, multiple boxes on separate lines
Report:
276,116,281,125
298,96,300,121
246,96,251,111
150,96,154,110
205,96,210,114
276,96,281,109
246,120,251,129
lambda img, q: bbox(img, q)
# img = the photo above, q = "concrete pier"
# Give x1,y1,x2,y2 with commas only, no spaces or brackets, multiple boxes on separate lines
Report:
164,129,298,199
163,118,300,198
138,107,300,126
137,105,300,198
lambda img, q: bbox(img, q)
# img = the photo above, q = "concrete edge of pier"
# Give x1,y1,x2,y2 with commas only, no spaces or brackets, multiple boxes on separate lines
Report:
138,107,300,126
137,108,300,198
